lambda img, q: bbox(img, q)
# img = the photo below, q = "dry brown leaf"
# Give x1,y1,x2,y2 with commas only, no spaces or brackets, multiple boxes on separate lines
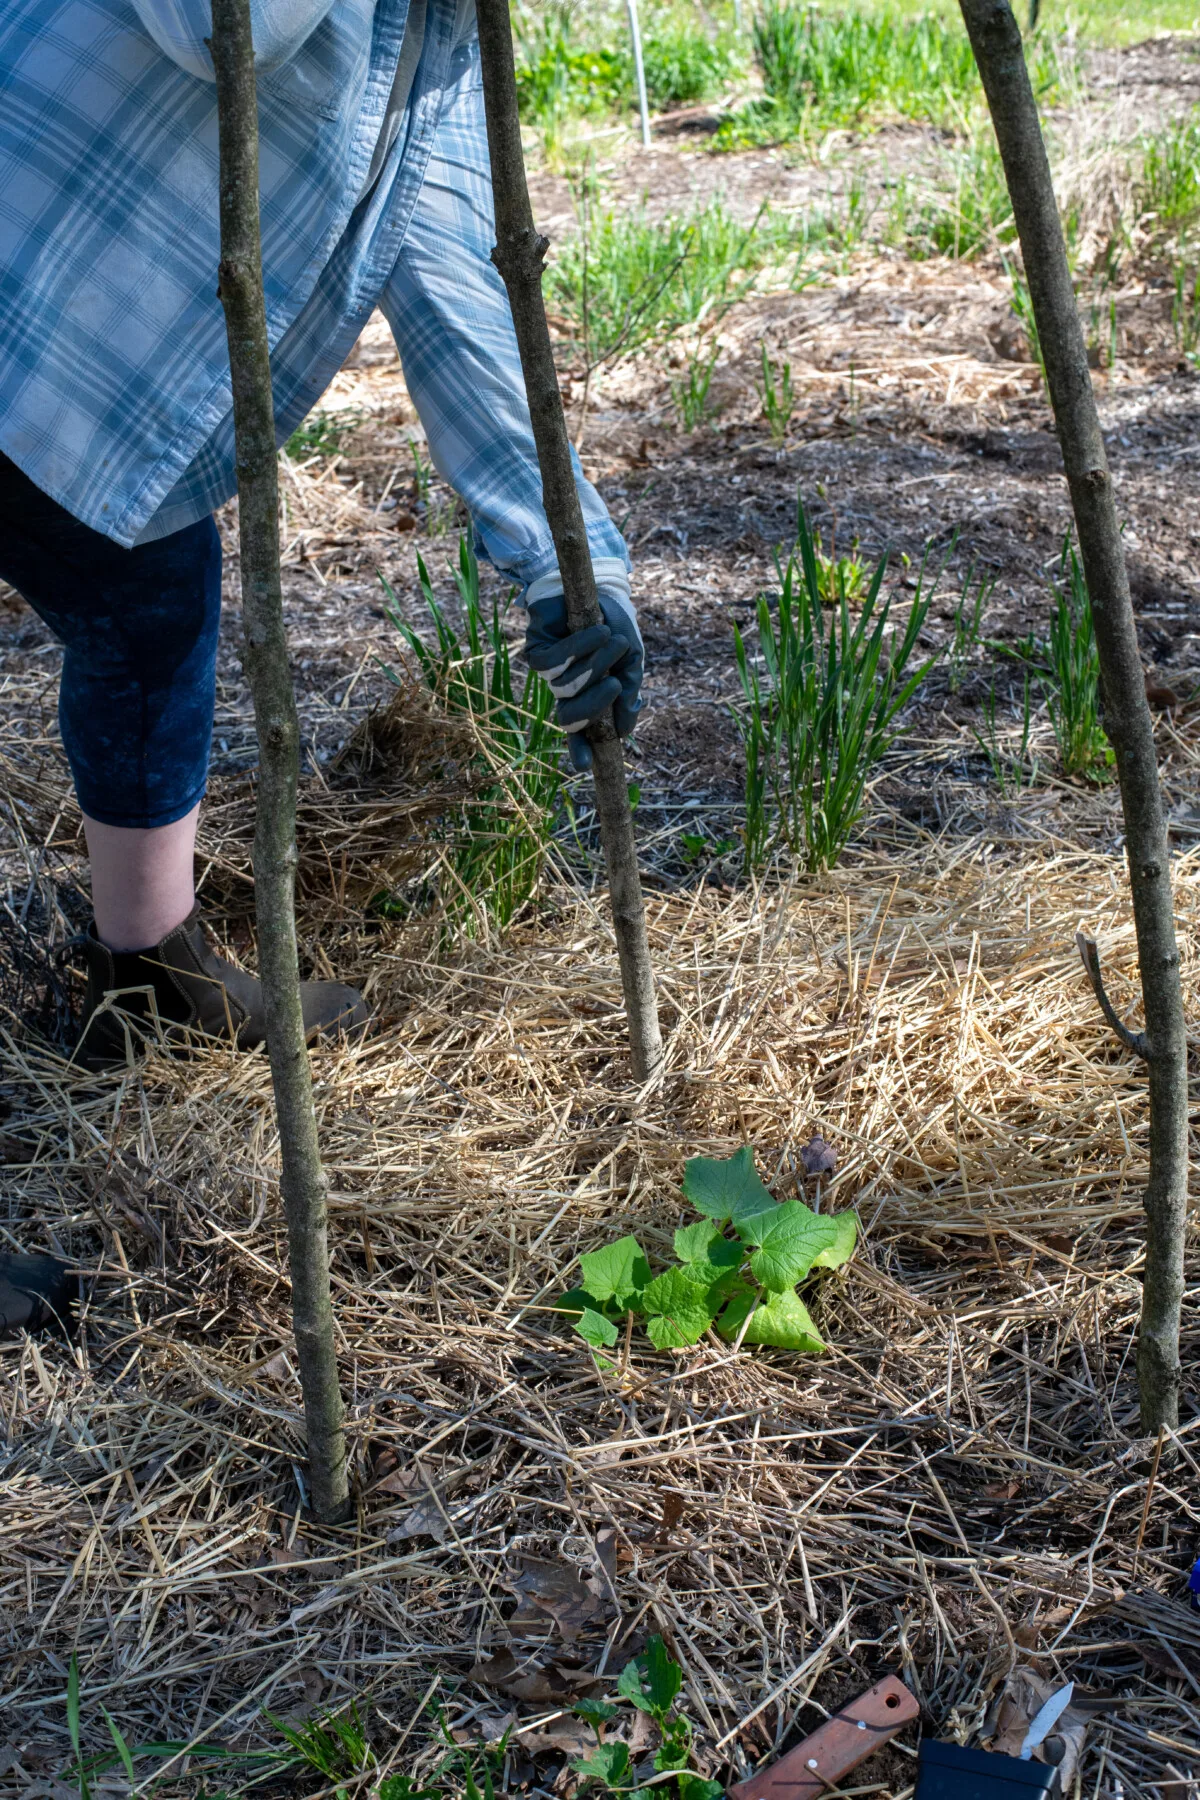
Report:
468,1650,605,1703
800,1134,837,1176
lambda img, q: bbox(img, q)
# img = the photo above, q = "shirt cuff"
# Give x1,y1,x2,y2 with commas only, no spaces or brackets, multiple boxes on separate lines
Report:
522,558,632,608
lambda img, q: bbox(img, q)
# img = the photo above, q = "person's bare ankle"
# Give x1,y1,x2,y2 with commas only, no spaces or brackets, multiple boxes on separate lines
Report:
83,804,202,953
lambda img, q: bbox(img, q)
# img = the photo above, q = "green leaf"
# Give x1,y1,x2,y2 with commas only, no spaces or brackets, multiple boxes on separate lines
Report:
653,1716,691,1773
380,1779,445,1800
579,1237,651,1311
573,1742,632,1788
748,1202,840,1292
573,1698,620,1729
717,1287,825,1352
575,1308,619,1349
553,1287,596,1316
673,1220,744,1284
682,1145,774,1229
617,1636,683,1723
809,1210,857,1270
641,1268,721,1349
678,1777,726,1800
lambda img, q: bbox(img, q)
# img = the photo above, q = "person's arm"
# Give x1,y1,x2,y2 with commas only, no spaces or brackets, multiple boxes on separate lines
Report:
129,0,338,80
380,31,642,765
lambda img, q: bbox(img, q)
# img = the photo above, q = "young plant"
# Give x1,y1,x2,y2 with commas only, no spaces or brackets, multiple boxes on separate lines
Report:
733,501,934,873
973,674,1038,796
672,345,721,430
946,563,994,693
1003,255,1046,385
1172,262,1200,360
573,1637,723,1800
1046,537,1113,780
758,342,795,444
556,1145,856,1359
381,537,566,934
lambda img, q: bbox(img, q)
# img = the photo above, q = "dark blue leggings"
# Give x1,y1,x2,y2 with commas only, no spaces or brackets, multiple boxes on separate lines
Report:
0,455,221,829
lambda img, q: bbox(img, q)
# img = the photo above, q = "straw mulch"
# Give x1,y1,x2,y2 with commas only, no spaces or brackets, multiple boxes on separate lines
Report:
2,722,1199,1800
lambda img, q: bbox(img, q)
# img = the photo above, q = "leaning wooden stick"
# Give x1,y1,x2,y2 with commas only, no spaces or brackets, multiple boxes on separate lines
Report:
210,0,349,1520
475,0,664,1082
961,0,1189,1432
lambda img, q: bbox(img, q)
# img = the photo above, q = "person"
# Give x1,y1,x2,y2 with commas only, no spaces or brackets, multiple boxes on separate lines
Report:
0,0,644,1064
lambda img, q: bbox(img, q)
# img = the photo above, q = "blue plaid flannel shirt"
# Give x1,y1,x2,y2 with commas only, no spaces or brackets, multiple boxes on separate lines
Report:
0,0,629,597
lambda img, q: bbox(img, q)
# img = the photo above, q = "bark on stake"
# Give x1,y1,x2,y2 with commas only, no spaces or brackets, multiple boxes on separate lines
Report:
475,0,663,1082
209,0,349,1519
960,0,1189,1432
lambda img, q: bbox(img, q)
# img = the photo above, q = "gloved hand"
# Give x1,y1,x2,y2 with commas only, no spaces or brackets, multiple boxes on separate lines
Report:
524,586,644,772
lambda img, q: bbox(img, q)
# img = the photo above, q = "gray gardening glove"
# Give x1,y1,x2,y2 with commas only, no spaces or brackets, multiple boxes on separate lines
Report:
524,572,643,773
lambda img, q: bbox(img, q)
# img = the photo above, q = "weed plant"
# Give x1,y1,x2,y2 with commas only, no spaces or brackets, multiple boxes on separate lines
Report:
900,132,1014,259
284,408,361,462
381,538,566,934
1003,256,1047,382
973,674,1039,796
545,199,802,366
946,564,994,693
1139,108,1200,234
672,344,721,428
1046,538,1113,779
758,342,796,443
1173,262,1200,358
734,501,933,873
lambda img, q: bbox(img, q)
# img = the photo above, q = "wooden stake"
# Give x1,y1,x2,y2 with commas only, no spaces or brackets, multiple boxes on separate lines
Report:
475,0,664,1082
960,0,1188,1432
209,0,349,1520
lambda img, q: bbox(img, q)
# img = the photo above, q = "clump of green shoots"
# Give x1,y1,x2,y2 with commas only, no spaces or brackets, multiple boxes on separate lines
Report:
673,345,721,429
733,500,934,873
758,342,796,443
946,562,994,693
1046,537,1113,780
1172,262,1200,360
557,1145,855,1359
381,537,566,935
973,674,1039,796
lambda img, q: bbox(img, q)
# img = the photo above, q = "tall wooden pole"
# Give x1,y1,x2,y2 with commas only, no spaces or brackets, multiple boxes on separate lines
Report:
209,0,350,1518
960,0,1189,1432
475,0,664,1081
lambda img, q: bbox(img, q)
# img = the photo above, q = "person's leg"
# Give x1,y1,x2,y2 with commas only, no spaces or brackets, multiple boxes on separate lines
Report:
0,454,221,949
84,807,201,952
0,455,368,1058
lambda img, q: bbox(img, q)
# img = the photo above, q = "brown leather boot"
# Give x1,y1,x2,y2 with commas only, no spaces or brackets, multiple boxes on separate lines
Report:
76,906,369,1067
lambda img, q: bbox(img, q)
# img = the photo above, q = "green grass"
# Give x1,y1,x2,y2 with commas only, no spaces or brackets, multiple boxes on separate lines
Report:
893,130,1015,258
545,198,809,366
846,0,1199,47
1139,108,1200,233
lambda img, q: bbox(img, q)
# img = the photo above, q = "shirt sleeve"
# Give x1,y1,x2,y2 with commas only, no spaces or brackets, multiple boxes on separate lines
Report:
378,30,631,598
129,0,339,80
